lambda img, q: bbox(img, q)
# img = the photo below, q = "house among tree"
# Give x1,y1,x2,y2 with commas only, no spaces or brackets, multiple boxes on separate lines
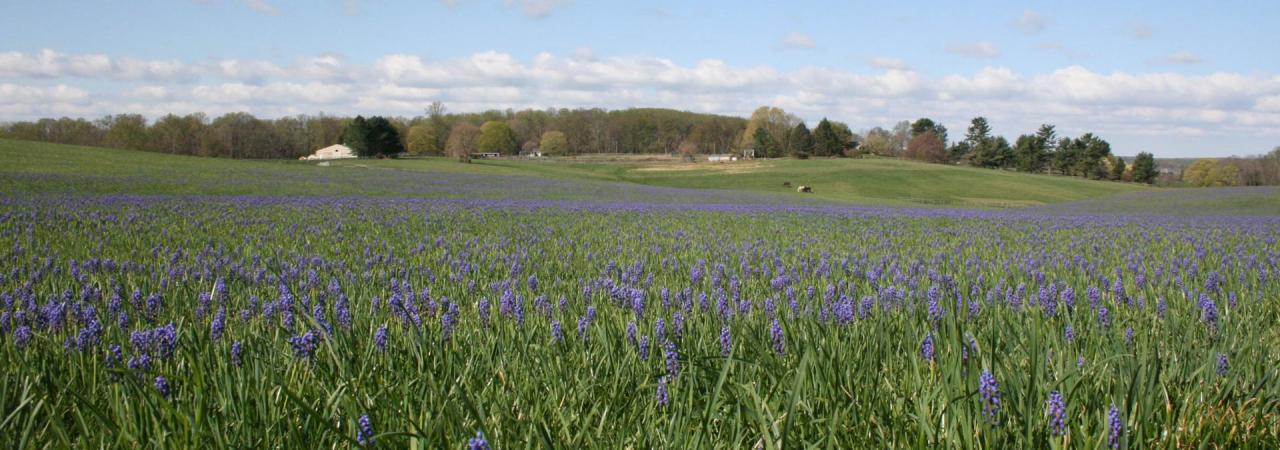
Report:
742,146,756,159
707,154,738,162
301,144,357,160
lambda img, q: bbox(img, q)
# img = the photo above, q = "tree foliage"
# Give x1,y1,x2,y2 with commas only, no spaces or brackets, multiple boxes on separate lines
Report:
478,121,518,155
539,131,568,155
1130,152,1158,184
1183,159,1240,187
787,122,814,158
904,131,948,163
812,118,843,157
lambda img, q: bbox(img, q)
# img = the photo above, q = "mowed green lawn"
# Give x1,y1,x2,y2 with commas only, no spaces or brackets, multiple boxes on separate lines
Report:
0,138,1151,207
424,157,1152,207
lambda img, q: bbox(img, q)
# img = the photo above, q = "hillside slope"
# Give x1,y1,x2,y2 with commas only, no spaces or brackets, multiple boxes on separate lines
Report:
0,139,1151,208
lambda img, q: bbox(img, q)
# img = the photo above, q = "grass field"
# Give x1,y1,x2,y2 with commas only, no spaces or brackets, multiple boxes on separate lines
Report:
1,139,1151,208
2,139,1278,448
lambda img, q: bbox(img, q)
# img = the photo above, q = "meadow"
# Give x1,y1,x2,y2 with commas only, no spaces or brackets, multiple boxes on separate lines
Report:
1,140,1278,448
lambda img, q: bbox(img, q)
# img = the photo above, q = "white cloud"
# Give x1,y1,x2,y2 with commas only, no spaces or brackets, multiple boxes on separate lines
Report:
1129,22,1153,39
1165,51,1202,64
946,42,1000,58
503,0,570,19
779,32,816,50
1014,10,1048,34
867,57,909,70
2,48,1279,155
240,0,279,15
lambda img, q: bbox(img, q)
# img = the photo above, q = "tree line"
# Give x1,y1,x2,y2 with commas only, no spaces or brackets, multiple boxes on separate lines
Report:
2,103,1277,186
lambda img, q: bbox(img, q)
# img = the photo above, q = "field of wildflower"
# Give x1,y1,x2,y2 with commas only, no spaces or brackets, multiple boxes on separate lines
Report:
2,149,1279,447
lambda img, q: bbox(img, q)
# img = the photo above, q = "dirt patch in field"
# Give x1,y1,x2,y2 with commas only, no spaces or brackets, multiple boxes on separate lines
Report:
634,161,768,174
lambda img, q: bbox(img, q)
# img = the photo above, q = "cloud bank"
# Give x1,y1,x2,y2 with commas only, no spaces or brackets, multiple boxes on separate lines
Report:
1,48,1278,154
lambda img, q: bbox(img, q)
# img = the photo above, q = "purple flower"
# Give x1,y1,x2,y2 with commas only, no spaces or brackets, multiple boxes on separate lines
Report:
335,296,352,330
1124,327,1134,346
1097,305,1110,329
527,274,538,291
657,376,669,407
1064,324,1075,344
1216,352,1229,377
374,324,388,352
230,341,243,367
289,330,319,359
551,321,564,343
154,375,170,398
468,431,490,450
719,325,731,357
577,316,590,342
926,286,943,322
1047,390,1066,436
1199,294,1219,333
626,321,637,346
211,307,226,341
638,335,650,360
920,333,935,363
770,319,785,356
979,370,1000,423
478,298,490,328
357,414,374,446
664,340,679,378
1108,403,1122,448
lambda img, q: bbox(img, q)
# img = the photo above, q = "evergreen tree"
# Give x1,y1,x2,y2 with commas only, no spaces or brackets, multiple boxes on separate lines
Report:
1131,152,1158,184
752,127,777,158
787,122,814,158
342,116,372,157
812,118,842,157
365,116,404,156
1013,134,1049,173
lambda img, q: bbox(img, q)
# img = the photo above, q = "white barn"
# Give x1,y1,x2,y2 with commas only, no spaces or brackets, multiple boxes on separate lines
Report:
302,144,357,161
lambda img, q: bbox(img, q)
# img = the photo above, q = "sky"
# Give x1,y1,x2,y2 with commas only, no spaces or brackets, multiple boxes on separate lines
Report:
1,0,1278,157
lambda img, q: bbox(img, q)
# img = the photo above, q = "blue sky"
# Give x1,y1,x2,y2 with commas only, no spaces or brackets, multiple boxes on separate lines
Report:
2,0,1278,157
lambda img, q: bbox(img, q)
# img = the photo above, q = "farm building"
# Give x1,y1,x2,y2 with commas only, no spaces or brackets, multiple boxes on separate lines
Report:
301,144,357,161
707,154,738,162
471,152,501,159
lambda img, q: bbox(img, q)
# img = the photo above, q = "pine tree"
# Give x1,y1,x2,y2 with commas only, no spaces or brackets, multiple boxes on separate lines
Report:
787,122,814,158
812,118,842,157
343,116,372,157
1131,152,1158,184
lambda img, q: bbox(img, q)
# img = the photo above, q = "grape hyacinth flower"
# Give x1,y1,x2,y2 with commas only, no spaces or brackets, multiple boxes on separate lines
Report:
357,414,374,446
374,324,388,352
1064,324,1075,345
979,370,1000,423
719,325,731,357
1216,352,1229,377
927,286,943,322
468,431,490,450
1124,327,1134,346
154,375,170,398
211,307,226,341
664,340,680,378
656,376,669,408
551,320,564,343
1046,390,1066,437
230,340,243,367
289,330,319,359
638,335,650,360
1108,403,1122,449
770,319,785,356
1199,294,1219,333
1097,305,1110,329
920,333,935,363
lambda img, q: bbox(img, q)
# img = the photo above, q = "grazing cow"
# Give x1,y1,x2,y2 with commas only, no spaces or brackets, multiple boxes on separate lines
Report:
797,185,812,193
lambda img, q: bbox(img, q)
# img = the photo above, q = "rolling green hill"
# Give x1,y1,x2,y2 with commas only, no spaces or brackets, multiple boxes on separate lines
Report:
0,138,1152,208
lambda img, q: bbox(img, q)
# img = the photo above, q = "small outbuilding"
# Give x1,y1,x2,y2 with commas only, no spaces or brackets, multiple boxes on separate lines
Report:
301,144,357,161
707,154,738,162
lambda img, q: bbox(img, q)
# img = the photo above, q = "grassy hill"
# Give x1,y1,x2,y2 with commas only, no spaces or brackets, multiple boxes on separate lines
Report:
0,138,1152,208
